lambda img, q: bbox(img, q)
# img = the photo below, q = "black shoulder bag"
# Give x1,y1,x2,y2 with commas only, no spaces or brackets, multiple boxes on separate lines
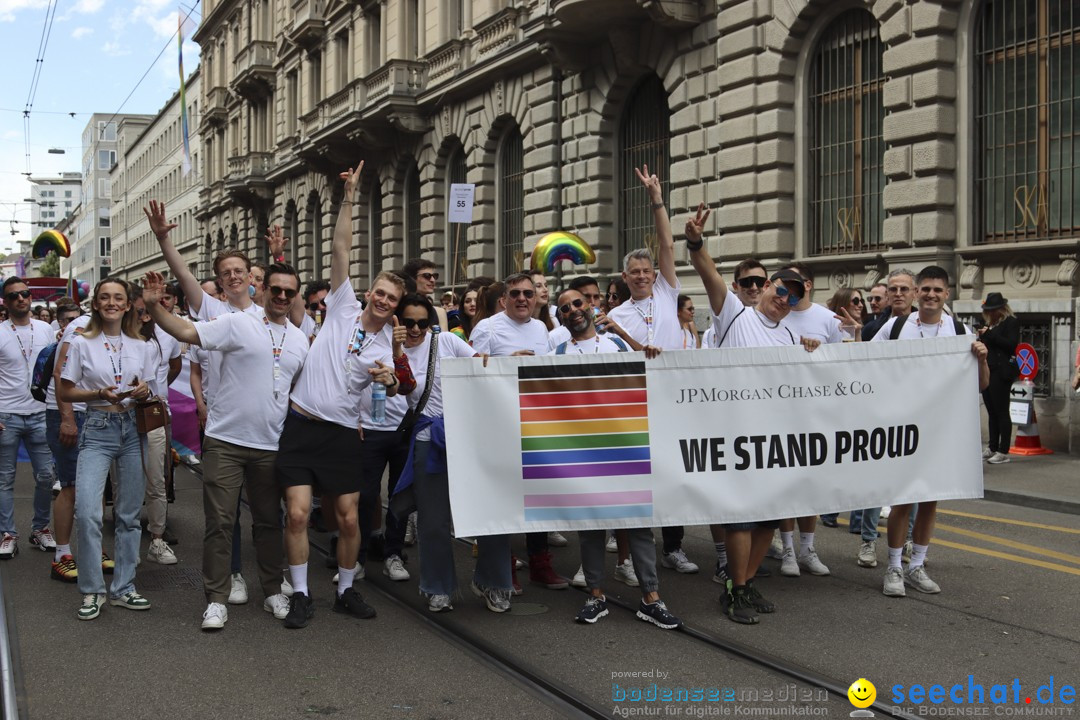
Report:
396,332,439,434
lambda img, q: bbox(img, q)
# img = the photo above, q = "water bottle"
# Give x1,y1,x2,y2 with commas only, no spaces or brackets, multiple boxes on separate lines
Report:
371,381,387,424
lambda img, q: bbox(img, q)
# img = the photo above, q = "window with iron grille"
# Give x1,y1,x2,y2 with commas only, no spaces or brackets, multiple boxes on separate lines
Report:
808,9,886,256
1019,315,1052,396
618,75,670,264
445,146,468,286
975,0,1080,244
498,127,525,277
405,164,422,261
307,192,323,276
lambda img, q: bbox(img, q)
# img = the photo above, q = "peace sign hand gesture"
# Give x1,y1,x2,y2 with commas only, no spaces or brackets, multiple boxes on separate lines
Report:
633,164,663,205
685,203,711,245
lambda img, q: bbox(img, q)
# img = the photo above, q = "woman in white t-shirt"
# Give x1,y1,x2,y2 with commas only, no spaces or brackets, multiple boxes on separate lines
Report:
59,277,153,622
388,294,513,614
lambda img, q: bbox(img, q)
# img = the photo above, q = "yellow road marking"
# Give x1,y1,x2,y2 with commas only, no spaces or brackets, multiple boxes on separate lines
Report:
930,539,1080,577
936,509,1080,535
933,524,1080,566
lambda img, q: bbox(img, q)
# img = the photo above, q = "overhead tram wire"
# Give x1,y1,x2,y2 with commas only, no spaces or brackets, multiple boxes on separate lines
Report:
22,0,60,176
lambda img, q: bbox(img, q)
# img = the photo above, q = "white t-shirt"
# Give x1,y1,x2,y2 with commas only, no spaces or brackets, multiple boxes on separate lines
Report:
701,325,717,349
469,312,551,357
144,325,181,401
196,311,309,451
188,344,210,400
607,273,683,350
548,334,627,355
548,324,571,347
299,313,318,342
872,314,970,341
290,280,392,429
46,315,91,412
61,332,154,409
710,296,796,349
680,327,697,350
194,292,263,323
784,303,844,345
359,386,409,431
0,319,56,415
403,331,476,420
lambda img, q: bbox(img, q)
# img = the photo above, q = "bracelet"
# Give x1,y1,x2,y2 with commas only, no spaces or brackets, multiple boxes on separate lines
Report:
650,202,664,210
273,254,285,263
97,389,104,400
686,237,704,252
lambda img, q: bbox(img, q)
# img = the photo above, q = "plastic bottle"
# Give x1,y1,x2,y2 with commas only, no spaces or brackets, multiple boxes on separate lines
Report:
371,382,387,423
592,307,607,334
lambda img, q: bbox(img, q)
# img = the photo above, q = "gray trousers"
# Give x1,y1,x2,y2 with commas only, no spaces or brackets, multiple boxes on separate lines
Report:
579,528,659,593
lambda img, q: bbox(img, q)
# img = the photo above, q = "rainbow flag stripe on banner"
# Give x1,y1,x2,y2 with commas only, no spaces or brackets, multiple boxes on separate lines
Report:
518,360,653,522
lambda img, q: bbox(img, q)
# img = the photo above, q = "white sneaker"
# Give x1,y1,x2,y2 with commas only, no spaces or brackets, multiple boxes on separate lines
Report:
470,582,510,613
332,562,364,584
883,567,906,597
263,593,289,620
404,512,418,546
428,594,453,612
383,555,410,581
904,565,941,594
605,534,618,553
857,541,878,568
982,447,993,459
280,575,294,597
987,452,1011,464
570,565,587,588
660,549,699,574
30,527,56,551
201,602,227,630
614,558,639,587
780,547,800,577
797,548,830,576
0,533,18,559
765,533,784,560
147,538,177,565
547,531,568,547
228,573,248,605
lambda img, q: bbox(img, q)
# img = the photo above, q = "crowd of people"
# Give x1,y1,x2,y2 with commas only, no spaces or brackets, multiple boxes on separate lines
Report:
0,162,999,630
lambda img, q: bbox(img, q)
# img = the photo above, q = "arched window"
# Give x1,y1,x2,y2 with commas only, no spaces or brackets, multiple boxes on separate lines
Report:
497,126,525,276
445,144,468,285
284,200,299,265
618,75,670,262
369,180,382,286
975,0,1079,243
307,191,323,276
808,8,885,255
405,163,422,261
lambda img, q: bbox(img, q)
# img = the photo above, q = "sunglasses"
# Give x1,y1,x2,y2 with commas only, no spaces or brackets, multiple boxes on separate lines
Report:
401,317,431,330
774,285,802,307
269,286,298,299
5,290,32,301
559,298,586,315
307,301,326,311
419,272,439,282
887,286,912,294
852,297,864,305
508,289,535,299
736,276,766,289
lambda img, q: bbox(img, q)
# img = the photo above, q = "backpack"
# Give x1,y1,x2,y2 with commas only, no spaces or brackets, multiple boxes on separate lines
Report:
888,315,966,340
555,336,628,354
30,343,59,402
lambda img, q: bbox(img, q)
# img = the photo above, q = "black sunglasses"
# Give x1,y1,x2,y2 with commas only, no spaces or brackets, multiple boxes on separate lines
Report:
269,286,298,299
5,290,32,301
736,276,766,289
852,297,864,305
401,317,431,330
508,289,535,299
306,300,326,311
559,298,586,315
419,272,439,281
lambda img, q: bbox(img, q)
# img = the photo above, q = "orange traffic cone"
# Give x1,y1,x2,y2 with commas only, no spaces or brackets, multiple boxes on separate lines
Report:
1010,408,1053,456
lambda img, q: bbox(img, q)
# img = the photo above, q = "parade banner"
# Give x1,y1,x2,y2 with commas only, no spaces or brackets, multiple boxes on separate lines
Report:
442,336,984,536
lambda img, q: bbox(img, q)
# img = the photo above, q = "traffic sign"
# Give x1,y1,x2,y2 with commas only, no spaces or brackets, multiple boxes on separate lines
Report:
1015,343,1038,380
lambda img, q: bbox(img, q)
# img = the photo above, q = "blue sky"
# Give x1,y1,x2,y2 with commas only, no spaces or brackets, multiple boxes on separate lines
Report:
0,0,201,256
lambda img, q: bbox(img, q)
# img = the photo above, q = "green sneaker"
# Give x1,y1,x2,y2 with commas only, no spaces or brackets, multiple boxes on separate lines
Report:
110,592,151,611
78,593,105,621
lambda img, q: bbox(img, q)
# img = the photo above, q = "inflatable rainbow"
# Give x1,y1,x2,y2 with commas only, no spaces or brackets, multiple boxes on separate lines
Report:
529,231,595,273
32,229,71,259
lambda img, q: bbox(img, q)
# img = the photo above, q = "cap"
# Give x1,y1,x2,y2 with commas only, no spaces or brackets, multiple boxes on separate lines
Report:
770,269,806,298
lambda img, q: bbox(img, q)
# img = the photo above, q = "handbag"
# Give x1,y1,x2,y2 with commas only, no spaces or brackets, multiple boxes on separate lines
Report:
135,397,170,435
396,331,439,434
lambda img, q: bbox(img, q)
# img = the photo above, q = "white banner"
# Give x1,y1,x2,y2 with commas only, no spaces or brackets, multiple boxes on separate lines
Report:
443,337,984,536
447,183,475,223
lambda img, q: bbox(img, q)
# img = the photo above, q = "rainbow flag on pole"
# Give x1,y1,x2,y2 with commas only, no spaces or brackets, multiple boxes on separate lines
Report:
178,12,191,176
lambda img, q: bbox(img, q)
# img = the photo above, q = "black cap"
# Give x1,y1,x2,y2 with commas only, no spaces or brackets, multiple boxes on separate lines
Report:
981,292,1008,311
770,269,806,298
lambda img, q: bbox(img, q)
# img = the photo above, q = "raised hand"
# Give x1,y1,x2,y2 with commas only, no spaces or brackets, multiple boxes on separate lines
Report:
685,203,711,245
339,160,366,200
142,271,166,306
143,200,177,241
834,307,863,335
265,224,288,259
634,164,663,204
391,316,406,356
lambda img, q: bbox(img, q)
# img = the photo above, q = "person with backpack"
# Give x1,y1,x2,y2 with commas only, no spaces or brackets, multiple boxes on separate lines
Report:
871,265,990,598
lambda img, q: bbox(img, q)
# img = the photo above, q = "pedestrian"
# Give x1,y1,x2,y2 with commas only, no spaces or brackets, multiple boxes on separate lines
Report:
977,293,1020,464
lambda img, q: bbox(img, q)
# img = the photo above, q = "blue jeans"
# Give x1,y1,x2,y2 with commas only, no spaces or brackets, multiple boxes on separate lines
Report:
861,504,918,542
412,440,510,595
46,409,84,489
75,409,145,598
0,411,55,536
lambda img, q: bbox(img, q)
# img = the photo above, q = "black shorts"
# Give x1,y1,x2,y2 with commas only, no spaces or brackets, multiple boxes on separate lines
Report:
724,520,781,532
275,410,363,495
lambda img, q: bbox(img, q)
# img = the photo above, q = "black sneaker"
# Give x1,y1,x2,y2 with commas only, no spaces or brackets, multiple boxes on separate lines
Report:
713,561,731,585
575,595,608,624
636,600,681,630
324,536,338,569
745,581,775,613
726,584,759,625
333,587,376,620
284,591,315,629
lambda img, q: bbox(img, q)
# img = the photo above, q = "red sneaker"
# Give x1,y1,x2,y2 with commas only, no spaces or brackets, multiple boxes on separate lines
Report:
529,551,569,590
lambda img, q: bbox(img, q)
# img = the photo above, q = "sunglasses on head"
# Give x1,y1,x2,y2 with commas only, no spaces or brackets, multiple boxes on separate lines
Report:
559,298,586,315
736,276,766,289
269,286,298,299
773,285,802,307
401,317,431,330
419,272,439,281
5,290,31,301
508,288,535,299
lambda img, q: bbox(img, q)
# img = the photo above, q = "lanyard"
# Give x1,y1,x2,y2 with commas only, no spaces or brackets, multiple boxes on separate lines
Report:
631,298,654,345
916,317,943,338
8,321,35,386
345,315,377,370
264,316,287,398
569,336,601,354
103,335,123,386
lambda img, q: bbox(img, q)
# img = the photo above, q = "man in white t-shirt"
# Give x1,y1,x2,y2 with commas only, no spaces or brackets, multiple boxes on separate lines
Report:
0,276,57,560
144,264,310,631
275,162,411,629
548,276,641,351
872,265,990,599
686,206,821,625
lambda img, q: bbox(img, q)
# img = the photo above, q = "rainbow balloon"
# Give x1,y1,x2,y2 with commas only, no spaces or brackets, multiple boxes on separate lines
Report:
32,229,71,259
529,231,595,273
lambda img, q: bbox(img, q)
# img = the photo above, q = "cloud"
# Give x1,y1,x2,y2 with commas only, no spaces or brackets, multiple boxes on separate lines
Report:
71,26,93,39
101,41,129,57
0,0,49,22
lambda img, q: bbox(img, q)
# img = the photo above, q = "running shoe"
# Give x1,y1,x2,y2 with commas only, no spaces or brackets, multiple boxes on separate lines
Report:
575,596,609,624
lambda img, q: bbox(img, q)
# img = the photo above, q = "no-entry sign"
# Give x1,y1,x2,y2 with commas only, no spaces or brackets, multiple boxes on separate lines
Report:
1015,343,1038,380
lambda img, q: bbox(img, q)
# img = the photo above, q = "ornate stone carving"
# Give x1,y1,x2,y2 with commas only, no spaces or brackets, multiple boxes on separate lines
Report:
830,269,852,289
1056,255,1079,287
1005,258,1038,289
959,258,982,290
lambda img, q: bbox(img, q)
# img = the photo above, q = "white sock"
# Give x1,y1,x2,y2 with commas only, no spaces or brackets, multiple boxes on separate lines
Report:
337,565,355,596
887,546,903,570
799,532,815,555
909,543,929,568
55,543,71,562
780,531,794,552
289,563,308,596
714,542,727,567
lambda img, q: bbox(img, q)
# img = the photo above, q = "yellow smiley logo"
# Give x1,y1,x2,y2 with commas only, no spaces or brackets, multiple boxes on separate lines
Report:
847,678,876,709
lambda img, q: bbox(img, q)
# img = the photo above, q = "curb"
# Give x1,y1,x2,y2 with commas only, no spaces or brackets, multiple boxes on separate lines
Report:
983,489,1080,517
